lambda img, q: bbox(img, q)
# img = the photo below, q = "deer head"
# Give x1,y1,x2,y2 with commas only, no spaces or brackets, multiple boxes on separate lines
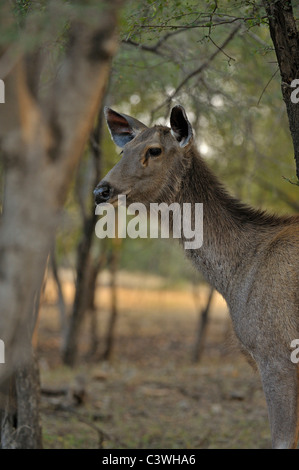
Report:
94,105,193,207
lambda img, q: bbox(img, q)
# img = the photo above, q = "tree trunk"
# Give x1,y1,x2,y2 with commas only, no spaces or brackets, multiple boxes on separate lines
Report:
0,0,123,448
98,204,122,362
192,285,215,363
0,347,42,449
63,219,96,365
62,111,104,366
263,0,299,179
86,254,107,359
102,242,121,361
50,246,67,341
0,0,121,376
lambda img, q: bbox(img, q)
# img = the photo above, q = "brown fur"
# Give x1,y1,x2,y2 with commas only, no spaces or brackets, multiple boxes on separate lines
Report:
95,107,299,449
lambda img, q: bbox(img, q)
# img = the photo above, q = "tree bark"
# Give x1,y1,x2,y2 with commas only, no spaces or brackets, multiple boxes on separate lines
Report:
0,348,42,449
0,0,121,379
263,0,299,179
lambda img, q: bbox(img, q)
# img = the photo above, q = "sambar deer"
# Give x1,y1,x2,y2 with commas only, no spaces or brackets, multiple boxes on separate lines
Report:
94,105,299,449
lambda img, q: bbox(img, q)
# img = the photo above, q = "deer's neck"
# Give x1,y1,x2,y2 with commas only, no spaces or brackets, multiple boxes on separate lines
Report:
177,148,284,301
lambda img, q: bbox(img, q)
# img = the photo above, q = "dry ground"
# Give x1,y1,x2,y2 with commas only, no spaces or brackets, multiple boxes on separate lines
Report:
37,271,271,449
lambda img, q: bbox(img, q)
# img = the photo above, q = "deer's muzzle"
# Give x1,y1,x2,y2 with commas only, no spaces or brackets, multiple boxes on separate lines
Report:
94,183,112,204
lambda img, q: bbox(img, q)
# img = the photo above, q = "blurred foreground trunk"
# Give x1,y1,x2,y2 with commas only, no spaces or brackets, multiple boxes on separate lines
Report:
0,348,42,449
0,0,122,448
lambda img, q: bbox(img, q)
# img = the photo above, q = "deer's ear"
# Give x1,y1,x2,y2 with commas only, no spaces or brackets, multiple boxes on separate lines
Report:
170,105,193,148
104,107,147,148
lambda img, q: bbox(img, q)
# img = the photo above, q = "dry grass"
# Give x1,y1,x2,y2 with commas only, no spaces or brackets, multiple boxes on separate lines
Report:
37,271,271,449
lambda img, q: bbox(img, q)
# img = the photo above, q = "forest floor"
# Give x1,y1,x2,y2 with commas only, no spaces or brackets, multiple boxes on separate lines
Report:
37,270,271,449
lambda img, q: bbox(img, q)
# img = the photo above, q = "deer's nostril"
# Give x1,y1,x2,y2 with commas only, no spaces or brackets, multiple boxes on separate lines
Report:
94,185,111,204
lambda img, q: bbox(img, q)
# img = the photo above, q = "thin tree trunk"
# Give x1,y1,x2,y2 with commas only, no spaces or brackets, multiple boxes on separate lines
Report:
102,246,120,361
50,246,67,341
87,263,100,359
62,219,96,365
32,258,48,350
263,0,299,179
192,285,215,363
86,253,107,358
63,110,104,366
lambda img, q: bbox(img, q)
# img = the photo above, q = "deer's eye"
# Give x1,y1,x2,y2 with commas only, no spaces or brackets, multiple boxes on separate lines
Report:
148,147,162,157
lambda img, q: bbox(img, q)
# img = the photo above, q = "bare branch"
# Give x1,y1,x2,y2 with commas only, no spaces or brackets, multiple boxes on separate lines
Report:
257,67,279,105
151,23,241,117
123,25,203,55
208,34,236,63
122,38,166,58
135,15,267,31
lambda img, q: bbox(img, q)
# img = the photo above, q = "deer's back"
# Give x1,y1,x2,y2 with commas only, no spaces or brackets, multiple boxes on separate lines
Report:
230,217,299,358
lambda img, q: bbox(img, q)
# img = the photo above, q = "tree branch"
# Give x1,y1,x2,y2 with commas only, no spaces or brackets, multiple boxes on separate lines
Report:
151,23,241,118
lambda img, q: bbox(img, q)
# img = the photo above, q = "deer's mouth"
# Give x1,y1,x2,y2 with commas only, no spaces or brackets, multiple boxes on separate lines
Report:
108,188,132,207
